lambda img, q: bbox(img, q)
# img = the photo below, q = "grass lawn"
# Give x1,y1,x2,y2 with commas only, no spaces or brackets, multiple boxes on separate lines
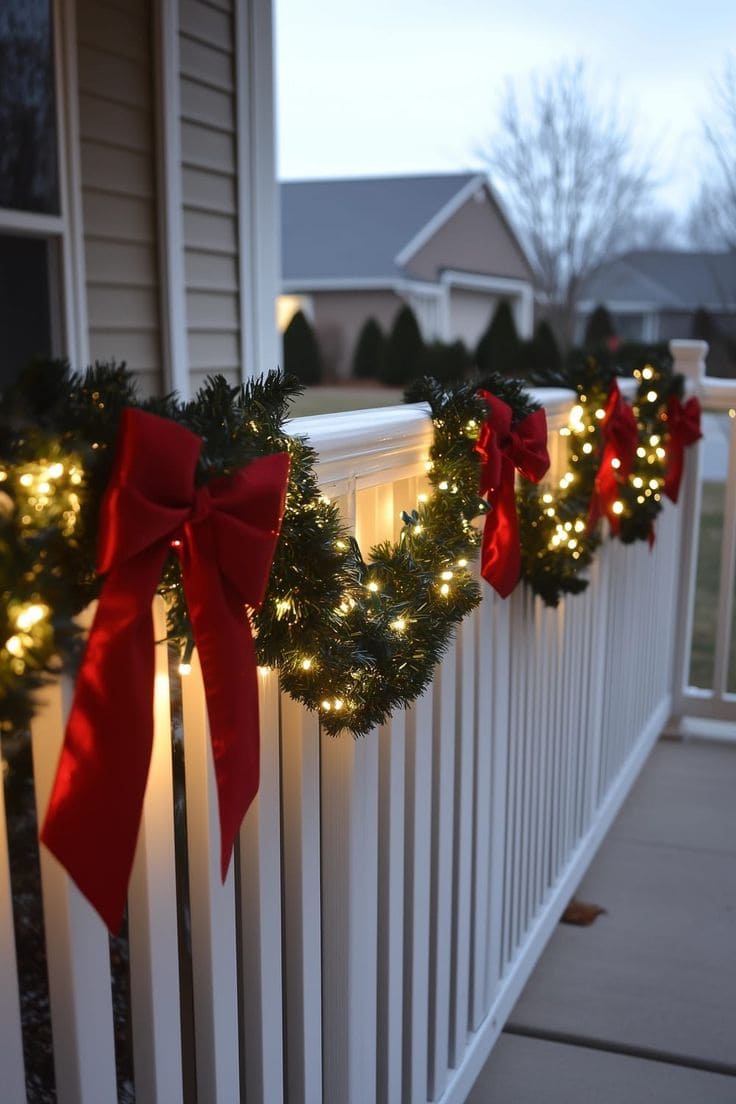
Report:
288,384,404,418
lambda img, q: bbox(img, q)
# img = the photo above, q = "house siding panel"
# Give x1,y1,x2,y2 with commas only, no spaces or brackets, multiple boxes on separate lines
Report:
179,0,240,388
405,195,533,284
77,0,163,394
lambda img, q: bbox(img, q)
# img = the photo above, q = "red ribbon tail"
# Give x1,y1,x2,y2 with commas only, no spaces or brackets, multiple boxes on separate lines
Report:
183,529,261,883
481,471,521,598
40,552,165,932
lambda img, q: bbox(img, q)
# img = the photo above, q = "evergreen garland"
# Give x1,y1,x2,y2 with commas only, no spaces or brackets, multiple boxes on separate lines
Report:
518,350,684,606
0,353,695,734
0,361,531,738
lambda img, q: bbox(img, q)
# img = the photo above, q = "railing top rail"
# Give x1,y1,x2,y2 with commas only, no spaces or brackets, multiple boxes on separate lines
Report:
286,387,578,481
701,377,736,411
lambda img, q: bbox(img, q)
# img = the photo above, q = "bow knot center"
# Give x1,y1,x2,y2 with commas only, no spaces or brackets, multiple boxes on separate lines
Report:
190,485,213,526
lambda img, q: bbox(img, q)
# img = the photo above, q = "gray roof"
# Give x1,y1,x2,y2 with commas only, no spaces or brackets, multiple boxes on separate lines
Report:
280,172,481,283
583,250,736,309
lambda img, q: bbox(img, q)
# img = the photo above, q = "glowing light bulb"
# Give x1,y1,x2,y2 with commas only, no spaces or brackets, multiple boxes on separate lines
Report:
19,473,33,487
546,507,556,517
438,481,449,491
582,442,593,454
367,580,379,593
390,618,407,632
570,405,584,424
322,700,332,711
15,604,47,631
457,558,468,568
612,500,624,515
542,493,553,504
610,457,621,470
440,570,453,581
440,583,450,596
642,366,654,380
5,635,24,657
633,477,644,488
637,447,646,458
646,390,658,403
574,519,586,533
656,447,666,459
418,493,428,503
649,478,659,489
650,434,660,446
568,538,578,549
178,662,192,676
301,658,313,671
334,699,344,711
48,462,64,479
559,427,571,437
595,408,606,420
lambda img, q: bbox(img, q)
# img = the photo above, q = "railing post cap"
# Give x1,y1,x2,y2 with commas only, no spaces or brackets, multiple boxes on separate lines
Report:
669,339,708,385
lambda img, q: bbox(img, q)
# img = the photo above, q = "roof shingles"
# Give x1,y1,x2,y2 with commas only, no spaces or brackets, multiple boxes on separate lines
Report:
280,172,480,283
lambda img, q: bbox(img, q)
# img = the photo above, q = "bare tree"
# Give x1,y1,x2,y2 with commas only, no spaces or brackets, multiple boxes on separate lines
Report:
688,56,736,250
479,62,654,346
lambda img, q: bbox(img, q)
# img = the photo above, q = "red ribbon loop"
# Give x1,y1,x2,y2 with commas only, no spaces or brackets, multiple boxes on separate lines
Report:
476,390,550,598
41,408,289,931
588,380,638,534
663,395,702,503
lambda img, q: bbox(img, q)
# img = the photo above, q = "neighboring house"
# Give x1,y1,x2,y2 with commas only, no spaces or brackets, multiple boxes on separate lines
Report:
577,250,736,367
279,172,535,379
1,0,279,400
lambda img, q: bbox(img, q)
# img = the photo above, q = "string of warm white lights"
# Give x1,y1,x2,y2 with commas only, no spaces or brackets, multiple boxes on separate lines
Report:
0,356,691,734
519,352,684,605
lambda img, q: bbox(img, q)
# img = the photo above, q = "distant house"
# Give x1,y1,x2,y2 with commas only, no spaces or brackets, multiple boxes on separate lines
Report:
577,250,736,371
279,172,535,379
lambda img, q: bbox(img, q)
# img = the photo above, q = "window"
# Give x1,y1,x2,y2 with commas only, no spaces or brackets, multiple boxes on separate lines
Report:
0,0,71,389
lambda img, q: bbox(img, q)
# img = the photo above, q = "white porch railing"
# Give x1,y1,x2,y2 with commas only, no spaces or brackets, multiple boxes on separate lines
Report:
670,340,736,727
0,342,708,1103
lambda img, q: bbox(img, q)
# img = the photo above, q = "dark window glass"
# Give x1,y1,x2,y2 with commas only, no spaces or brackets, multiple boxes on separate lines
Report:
0,234,53,391
0,0,59,214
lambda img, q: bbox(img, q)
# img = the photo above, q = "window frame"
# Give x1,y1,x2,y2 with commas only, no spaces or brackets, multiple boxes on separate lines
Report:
0,0,87,368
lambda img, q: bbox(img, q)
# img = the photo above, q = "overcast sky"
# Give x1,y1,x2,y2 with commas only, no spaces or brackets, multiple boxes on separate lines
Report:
275,0,736,216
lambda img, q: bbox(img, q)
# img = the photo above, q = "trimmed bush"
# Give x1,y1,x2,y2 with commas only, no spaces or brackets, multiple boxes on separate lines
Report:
283,310,322,384
475,300,520,376
381,305,425,385
420,340,472,382
352,317,386,380
584,304,616,349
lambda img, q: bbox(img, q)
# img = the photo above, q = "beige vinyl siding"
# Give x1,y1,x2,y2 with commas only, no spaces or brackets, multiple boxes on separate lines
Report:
405,195,534,285
180,0,241,388
77,0,163,396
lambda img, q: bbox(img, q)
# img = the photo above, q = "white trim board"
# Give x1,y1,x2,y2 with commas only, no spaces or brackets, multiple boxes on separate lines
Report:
153,0,189,399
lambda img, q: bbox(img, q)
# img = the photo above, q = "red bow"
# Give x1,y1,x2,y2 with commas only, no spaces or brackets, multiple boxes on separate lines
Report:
589,381,638,535
41,408,289,931
476,390,550,598
663,395,702,503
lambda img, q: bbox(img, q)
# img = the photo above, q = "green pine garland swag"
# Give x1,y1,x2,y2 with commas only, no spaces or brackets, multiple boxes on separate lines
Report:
0,361,533,737
0,353,687,736
517,350,685,606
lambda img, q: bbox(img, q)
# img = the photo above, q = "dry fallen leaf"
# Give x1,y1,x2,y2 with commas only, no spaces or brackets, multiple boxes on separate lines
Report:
560,898,607,926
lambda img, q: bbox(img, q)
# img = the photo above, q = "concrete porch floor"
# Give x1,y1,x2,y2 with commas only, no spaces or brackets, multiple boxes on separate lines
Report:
467,737,736,1103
